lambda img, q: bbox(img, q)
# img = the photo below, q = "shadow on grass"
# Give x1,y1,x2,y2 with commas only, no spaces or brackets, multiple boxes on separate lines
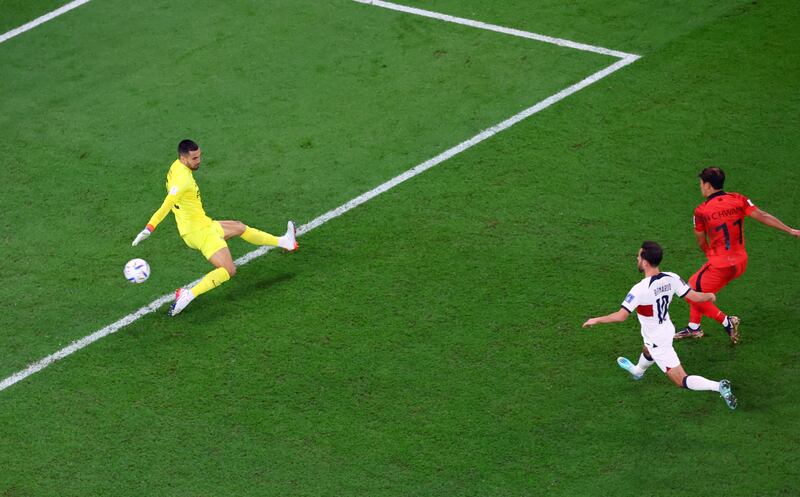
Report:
194,271,297,323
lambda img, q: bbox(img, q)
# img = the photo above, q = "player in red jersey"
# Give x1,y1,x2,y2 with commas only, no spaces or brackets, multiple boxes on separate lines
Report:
674,167,800,343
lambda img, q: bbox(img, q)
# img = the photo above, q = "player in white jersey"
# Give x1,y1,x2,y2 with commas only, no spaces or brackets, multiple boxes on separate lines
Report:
582,241,737,409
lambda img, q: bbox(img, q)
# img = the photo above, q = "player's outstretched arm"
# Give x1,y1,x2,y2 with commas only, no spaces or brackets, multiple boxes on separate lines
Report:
750,208,800,237
132,194,173,246
684,290,715,303
582,308,630,328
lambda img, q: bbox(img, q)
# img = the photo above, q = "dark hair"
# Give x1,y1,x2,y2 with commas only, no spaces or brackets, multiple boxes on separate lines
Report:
640,241,663,267
178,139,199,156
698,167,725,190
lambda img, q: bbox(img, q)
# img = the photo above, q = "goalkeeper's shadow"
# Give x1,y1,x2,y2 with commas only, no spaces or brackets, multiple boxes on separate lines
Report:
212,270,296,315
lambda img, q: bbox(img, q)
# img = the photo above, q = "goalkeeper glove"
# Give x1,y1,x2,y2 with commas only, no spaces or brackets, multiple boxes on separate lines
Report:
132,225,154,246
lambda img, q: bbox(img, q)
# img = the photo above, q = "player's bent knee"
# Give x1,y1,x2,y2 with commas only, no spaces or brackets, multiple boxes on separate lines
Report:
666,368,685,388
668,376,684,388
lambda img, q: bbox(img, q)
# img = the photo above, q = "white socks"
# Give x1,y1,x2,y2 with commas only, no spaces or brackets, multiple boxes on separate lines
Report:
685,375,720,392
633,354,654,376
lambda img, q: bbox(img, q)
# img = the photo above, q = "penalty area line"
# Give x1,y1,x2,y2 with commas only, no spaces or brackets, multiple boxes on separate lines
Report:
0,0,91,45
351,0,640,60
0,3,640,393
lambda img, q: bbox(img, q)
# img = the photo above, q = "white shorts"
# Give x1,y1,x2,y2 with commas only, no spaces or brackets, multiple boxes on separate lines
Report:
643,336,681,373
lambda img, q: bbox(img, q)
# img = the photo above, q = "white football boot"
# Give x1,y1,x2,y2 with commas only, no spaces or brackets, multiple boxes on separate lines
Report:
168,288,195,317
278,220,298,251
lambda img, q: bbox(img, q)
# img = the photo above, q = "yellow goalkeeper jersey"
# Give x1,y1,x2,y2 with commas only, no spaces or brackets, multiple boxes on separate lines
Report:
147,159,213,236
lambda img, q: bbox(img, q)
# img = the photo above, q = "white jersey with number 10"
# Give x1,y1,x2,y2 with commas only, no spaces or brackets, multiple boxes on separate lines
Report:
620,272,691,342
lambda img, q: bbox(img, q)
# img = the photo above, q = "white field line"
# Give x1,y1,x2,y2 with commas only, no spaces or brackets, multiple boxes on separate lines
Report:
352,0,639,60
0,0,91,45
0,2,640,393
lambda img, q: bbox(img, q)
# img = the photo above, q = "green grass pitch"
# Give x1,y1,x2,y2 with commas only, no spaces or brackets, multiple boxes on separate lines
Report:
1,0,798,495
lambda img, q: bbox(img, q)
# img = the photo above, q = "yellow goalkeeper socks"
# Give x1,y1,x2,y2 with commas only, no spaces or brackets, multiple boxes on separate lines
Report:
190,266,232,298
241,226,280,246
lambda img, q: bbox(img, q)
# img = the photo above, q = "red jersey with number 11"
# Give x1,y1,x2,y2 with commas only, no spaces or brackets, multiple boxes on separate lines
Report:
693,191,757,266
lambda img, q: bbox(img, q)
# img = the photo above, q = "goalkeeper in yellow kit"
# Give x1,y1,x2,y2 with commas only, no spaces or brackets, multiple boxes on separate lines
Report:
132,139,298,316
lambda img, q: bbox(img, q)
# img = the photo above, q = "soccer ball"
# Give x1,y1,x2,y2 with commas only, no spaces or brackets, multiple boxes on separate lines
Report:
124,258,150,284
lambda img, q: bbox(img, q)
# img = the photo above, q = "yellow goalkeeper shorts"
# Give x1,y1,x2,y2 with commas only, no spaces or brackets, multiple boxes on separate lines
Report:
182,221,228,259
